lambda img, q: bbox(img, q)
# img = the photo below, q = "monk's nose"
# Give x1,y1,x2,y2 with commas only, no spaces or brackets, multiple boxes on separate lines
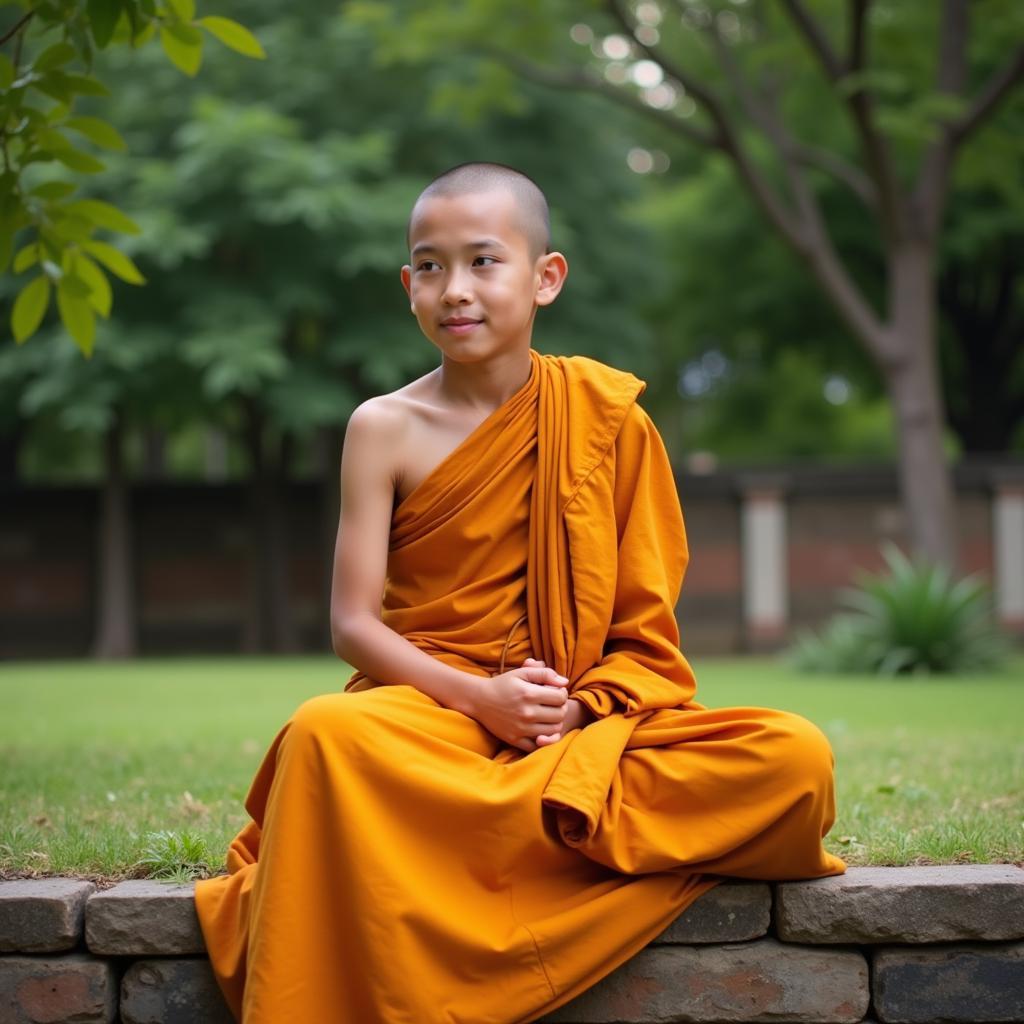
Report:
442,268,473,304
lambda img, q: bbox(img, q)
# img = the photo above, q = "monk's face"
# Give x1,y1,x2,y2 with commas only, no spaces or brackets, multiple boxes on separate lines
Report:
400,188,566,361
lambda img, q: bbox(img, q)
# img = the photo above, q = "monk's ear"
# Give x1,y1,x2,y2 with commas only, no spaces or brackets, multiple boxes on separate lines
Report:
535,251,568,307
400,264,413,302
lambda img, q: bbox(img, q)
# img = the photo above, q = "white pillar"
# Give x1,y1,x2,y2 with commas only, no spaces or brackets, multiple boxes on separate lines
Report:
739,475,788,650
992,475,1024,634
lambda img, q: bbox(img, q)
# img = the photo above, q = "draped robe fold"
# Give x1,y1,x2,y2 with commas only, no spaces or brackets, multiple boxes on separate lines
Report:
194,347,847,1023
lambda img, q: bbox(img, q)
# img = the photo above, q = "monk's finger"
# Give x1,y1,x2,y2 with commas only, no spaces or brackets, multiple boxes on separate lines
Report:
531,681,568,705
520,667,567,687
528,704,566,725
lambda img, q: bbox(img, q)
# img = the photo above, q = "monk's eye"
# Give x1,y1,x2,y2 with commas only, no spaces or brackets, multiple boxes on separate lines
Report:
416,260,439,272
474,256,497,266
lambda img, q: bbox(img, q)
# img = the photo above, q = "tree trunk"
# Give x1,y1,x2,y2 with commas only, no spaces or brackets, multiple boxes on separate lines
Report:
884,242,959,571
241,402,269,653
0,421,25,482
267,431,299,652
240,402,298,652
93,409,136,659
142,428,166,479
204,427,229,481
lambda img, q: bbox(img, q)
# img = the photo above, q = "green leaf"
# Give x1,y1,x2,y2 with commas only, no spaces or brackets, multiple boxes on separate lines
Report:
88,0,123,48
73,252,113,317
13,243,40,273
12,276,51,344
0,53,14,90
0,228,12,274
57,278,97,354
82,239,147,284
197,16,266,59
35,43,78,72
68,198,140,234
132,20,158,47
32,74,73,105
160,24,203,76
60,72,111,97
165,0,196,21
52,147,107,174
64,115,127,151
60,271,93,300
29,181,78,200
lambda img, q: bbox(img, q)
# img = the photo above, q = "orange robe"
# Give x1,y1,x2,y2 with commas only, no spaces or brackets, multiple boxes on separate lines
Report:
194,347,846,1023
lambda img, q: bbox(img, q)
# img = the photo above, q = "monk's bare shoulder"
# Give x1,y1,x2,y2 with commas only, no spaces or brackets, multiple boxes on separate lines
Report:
347,369,454,505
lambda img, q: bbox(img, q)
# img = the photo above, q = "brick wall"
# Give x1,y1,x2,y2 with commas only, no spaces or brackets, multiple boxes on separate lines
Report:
2,459,1022,659
1,866,1022,1023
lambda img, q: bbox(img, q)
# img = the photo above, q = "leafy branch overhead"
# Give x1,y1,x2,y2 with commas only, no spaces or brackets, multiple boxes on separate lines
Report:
0,0,265,355
344,0,1022,570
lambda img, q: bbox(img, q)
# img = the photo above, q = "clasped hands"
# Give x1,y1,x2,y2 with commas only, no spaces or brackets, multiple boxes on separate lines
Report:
468,656,594,754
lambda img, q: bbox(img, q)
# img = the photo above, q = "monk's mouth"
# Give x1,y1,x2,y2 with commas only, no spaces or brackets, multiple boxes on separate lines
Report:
442,321,483,334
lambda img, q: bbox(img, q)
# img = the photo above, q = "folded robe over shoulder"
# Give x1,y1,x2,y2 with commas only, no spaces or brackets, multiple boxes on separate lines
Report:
195,347,846,1024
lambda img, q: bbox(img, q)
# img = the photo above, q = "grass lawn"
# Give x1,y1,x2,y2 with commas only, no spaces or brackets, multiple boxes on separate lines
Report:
1,653,1021,884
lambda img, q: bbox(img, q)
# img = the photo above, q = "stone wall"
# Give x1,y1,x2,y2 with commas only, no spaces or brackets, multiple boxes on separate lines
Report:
1,865,1022,1023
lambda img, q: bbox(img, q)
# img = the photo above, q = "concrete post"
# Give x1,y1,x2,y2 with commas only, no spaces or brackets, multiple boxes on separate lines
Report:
991,470,1024,636
738,474,789,652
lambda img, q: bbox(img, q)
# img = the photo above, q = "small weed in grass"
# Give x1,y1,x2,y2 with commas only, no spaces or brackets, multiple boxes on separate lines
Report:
135,829,217,885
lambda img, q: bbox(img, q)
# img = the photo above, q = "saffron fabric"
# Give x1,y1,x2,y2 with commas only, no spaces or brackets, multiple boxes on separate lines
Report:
194,347,846,1023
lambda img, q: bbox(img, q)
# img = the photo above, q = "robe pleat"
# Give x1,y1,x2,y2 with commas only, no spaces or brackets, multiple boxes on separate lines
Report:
194,347,846,1023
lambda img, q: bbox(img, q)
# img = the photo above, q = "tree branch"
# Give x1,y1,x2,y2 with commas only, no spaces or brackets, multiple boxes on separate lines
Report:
912,0,969,239
779,0,905,244
603,0,813,252
478,44,717,150
948,44,1024,149
791,141,877,209
696,12,890,362
0,10,34,47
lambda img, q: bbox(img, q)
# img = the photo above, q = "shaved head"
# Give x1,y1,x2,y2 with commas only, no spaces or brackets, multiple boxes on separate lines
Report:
407,161,551,262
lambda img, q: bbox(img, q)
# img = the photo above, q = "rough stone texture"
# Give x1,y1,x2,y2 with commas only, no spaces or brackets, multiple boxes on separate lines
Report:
85,880,205,955
651,881,771,944
776,864,1024,944
542,938,869,1023
0,953,116,1023
0,878,95,953
873,941,1024,1024
120,958,233,1024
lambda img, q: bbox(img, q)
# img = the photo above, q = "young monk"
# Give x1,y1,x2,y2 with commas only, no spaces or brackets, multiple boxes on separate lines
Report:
194,160,847,1023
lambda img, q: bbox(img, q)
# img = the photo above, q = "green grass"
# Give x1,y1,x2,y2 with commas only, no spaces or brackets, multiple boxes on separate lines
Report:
1,654,1021,883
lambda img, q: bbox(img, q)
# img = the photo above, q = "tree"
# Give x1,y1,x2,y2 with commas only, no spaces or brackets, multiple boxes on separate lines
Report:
0,0,264,353
5,0,670,656
350,0,1024,571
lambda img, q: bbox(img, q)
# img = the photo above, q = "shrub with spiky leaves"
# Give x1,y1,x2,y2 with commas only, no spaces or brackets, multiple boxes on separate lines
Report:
785,540,1014,676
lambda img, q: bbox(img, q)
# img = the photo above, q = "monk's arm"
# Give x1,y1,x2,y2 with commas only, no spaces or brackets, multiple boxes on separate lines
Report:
331,400,486,716
333,615,481,716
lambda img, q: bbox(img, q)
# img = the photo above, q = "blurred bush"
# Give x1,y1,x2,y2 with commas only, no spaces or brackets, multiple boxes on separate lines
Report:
784,541,1014,675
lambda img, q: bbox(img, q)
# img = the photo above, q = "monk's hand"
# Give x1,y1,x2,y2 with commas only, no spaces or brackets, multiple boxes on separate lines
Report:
471,658,570,753
528,660,595,746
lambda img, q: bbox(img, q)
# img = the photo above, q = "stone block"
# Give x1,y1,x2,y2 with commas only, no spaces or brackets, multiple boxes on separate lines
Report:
873,941,1024,1023
651,880,771,944
0,878,95,953
776,864,1024,943
120,958,233,1024
0,953,116,1023
85,880,205,955
542,937,868,1023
